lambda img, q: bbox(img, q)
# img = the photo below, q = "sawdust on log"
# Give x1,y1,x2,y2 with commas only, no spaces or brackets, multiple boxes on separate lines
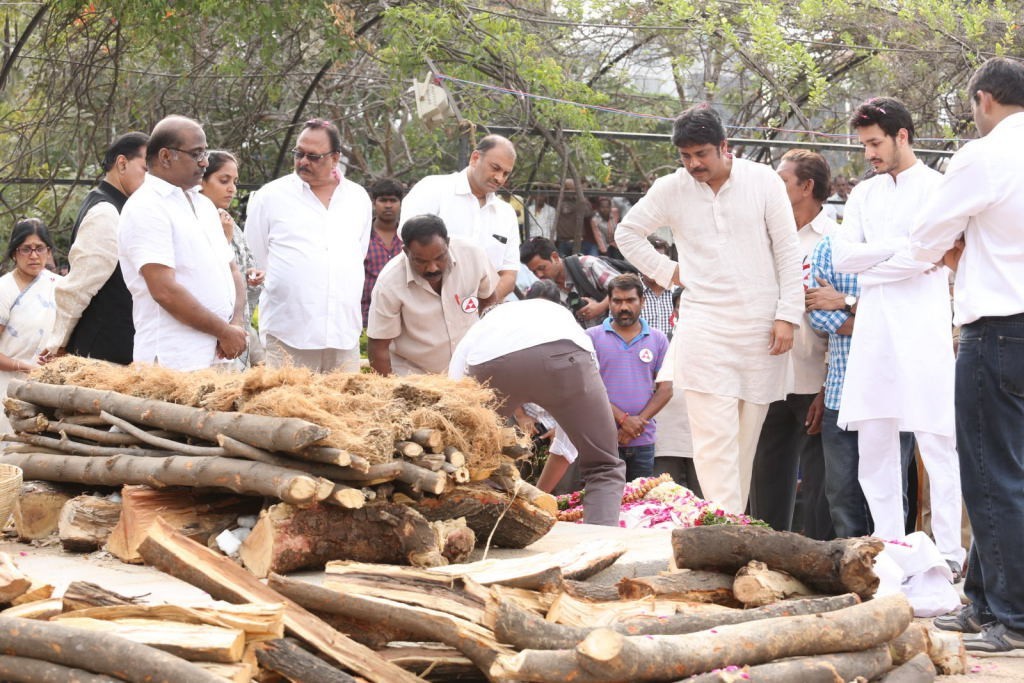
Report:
30,357,504,467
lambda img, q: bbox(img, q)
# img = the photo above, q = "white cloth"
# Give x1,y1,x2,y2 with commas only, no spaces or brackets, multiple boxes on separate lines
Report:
245,171,372,351
48,202,119,350
615,159,804,405
832,162,955,435
400,168,521,273
652,334,694,460
448,299,593,379
875,533,961,618
911,112,1024,325
0,270,60,435
792,210,835,394
119,174,236,371
526,204,556,241
522,403,577,464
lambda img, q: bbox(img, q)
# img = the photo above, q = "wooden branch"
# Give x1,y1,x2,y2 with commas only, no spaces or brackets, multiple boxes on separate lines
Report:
13,480,79,540
0,655,123,683
486,466,558,516
440,462,470,483
732,560,815,607
889,623,929,666
679,646,894,682
9,414,46,433
925,628,966,675
3,398,41,420
330,460,403,484
0,553,31,603
489,593,861,652
54,616,246,663
878,652,937,682
57,603,285,642
2,432,173,459
62,581,143,611
329,483,367,509
99,411,225,456
137,517,423,683
256,637,357,682
49,420,147,445
58,494,121,552
0,615,226,683
490,593,912,683
671,526,884,598
443,446,467,467
8,379,328,453
299,446,359,468
0,451,329,506
396,440,425,458
618,570,739,606
409,428,444,453
398,460,447,495
406,453,446,471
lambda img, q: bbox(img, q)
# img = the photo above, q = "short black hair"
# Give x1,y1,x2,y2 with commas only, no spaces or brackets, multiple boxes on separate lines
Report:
102,132,149,172
968,57,1024,108
303,118,342,153
525,279,561,304
401,214,448,246
369,177,404,201
7,218,55,260
520,236,557,264
672,104,726,147
203,150,238,180
607,273,644,299
780,149,832,203
849,97,915,143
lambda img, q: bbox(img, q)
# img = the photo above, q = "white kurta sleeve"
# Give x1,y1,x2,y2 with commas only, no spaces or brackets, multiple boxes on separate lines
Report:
763,173,804,325
832,188,900,273
911,144,991,263
243,189,270,271
397,177,441,230
615,179,678,288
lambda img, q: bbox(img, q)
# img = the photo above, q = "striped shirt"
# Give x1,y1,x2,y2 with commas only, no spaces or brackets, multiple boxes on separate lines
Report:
361,229,403,327
641,286,676,337
808,235,860,410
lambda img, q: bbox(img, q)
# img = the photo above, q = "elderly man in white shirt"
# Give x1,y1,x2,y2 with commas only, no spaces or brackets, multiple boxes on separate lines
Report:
245,119,372,373
832,97,964,572
118,115,246,371
616,104,804,516
399,135,520,301
912,57,1024,655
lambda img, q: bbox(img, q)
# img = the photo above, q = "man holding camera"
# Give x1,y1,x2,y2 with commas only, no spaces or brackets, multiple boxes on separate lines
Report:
519,237,621,327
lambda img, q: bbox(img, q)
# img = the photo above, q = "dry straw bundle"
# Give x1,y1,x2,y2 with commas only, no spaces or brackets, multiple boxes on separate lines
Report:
31,358,505,468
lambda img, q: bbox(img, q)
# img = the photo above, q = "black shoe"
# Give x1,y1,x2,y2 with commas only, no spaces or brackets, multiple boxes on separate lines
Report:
963,622,1024,656
934,605,986,634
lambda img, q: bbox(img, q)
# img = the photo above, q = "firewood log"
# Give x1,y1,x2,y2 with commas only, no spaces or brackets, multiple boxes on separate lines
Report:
99,411,226,456
328,483,367,509
676,645,894,682
878,652,937,682
195,661,254,683
396,440,425,458
1,431,180,458
137,517,423,683
618,570,739,606
397,460,447,495
0,655,123,683
489,593,911,682
488,593,862,651
0,615,226,682
924,628,966,675
378,644,479,681
410,428,444,453
0,451,330,505
671,526,884,599
54,616,247,663
239,502,466,576
8,414,47,433
10,580,52,606
0,597,63,620
486,462,558,516
406,453,447,471
56,602,285,642
329,460,404,484
443,446,467,467
412,482,556,549
0,553,31,603
8,378,329,453
12,480,80,540
49,419,150,445
62,581,142,611
889,623,930,665
2,398,41,420
732,560,815,606
440,462,471,483
255,637,357,683
58,494,121,552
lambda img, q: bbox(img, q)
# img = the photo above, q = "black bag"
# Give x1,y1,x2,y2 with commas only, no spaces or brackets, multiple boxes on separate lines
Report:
562,255,639,301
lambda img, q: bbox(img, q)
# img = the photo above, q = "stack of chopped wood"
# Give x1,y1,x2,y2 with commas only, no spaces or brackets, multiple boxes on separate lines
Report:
2,358,558,571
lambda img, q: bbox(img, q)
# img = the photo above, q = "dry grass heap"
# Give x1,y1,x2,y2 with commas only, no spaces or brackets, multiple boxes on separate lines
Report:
30,357,505,468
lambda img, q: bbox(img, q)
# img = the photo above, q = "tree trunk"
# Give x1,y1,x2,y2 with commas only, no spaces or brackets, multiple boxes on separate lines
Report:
58,495,121,552
0,615,227,683
671,526,883,599
0,451,329,506
617,570,739,606
137,516,425,683
8,378,328,453
678,645,893,682
239,502,469,577
732,560,815,607
889,623,929,666
878,652,937,682
13,480,80,540
412,482,555,549
255,637,357,683
490,593,912,682
0,655,124,683
489,593,860,651
924,628,966,675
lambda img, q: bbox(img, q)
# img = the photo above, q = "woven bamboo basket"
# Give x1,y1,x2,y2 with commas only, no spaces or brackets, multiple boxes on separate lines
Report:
0,463,22,529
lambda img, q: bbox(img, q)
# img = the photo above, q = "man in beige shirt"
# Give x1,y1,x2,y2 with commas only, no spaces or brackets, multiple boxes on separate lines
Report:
367,214,497,375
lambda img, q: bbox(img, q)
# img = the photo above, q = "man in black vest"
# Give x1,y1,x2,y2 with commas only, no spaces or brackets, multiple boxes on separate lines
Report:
41,132,149,364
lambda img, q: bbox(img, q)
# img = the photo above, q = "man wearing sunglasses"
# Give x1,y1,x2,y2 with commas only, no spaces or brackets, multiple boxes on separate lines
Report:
118,115,247,371
245,118,372,373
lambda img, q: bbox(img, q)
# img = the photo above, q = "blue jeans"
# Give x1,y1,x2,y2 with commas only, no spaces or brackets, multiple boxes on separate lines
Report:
820,408,915,538
619,444,655,481
956,315,1024,631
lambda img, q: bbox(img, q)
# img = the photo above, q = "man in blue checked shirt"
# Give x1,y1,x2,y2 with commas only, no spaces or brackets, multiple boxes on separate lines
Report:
806,236,914,539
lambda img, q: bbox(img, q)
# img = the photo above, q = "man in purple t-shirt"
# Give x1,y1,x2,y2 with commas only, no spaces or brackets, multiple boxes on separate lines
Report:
586,273,673,479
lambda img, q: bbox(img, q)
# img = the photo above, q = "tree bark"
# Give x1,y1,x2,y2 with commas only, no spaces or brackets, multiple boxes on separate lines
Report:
410,428,444,453
239,502,467,576
412,482,555,549
0,615,226,683
99,411,226,456
732,560,815,607
255,637,358,683
13,480,80,540
8,379,328,453
671,526,883,599
490,593,911,682
489,593,860,650
924,628,966,675
58,494,121,552
889,622,930,666
62,581,143,611
678,645,893,682
877,652,937,682
0,655,124,683
52,616,246,664
137,516,425,683
617,570,739,606
0,553,31,603
0,451,329,505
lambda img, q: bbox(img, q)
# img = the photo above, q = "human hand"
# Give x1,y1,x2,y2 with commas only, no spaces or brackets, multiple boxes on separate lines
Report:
805,390,825,435
619,415,647,441
216,323,248,359
514,411,539,437
768,320,794,355
246,268,265,287
577,298,604,320
941,237,965,272
805,277,845,311
38,347,66,364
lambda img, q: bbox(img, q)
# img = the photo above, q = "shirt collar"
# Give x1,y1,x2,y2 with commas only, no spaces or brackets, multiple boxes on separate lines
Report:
289,166,346,193
601,316,651,341
806,208,832,236
454,168,498,207
145,172,200,199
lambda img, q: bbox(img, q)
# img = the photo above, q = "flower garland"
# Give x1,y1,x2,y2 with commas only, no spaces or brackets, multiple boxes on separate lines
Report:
556,475,768,529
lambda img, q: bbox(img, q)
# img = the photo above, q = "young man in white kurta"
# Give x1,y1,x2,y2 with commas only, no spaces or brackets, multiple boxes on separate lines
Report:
616,105,804,515
832,98,964,568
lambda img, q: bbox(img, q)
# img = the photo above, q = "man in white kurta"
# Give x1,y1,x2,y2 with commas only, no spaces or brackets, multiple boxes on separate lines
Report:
832,97,964,568
399,135,520,301
616,105,804,514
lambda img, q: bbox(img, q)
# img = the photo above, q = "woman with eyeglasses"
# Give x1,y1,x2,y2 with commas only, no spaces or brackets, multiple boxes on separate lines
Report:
0,218,61,433
200,150,265,366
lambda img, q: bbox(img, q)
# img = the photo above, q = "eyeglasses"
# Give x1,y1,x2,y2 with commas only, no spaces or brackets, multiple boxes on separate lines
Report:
16,245,50,256
292,149,334,162
167,147,210,163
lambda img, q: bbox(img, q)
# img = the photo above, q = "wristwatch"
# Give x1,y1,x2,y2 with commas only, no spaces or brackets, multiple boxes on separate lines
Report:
843,295,857,313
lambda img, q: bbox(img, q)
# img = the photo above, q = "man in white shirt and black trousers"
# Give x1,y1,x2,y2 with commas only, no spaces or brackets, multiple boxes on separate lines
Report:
913,57,1024,656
